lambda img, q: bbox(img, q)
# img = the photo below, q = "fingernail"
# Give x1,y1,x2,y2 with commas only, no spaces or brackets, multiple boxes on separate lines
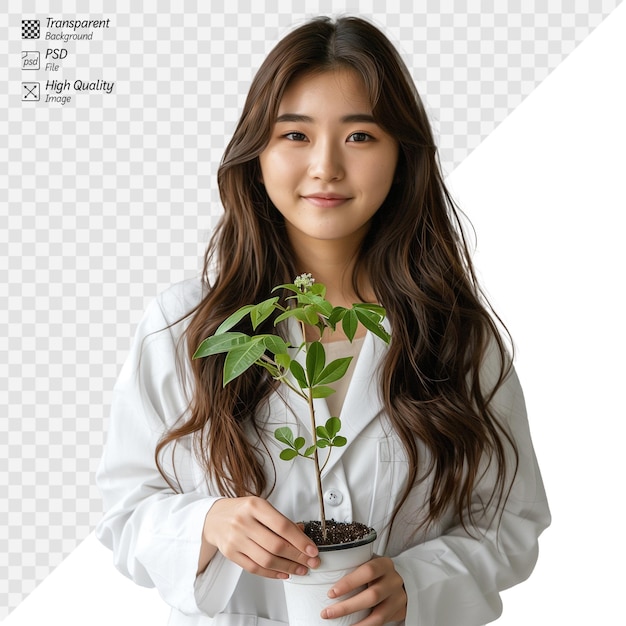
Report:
307,557,320,568
306,545,318,556
321,609,329,619
327,588,336,599
296,566,307,576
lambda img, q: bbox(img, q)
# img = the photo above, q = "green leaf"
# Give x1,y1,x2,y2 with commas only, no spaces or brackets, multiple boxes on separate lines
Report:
309,283,326,297
215,305,255,335
250,297,279,329
353,302,387,317
274,427,295,446
342,309,358,340
275,353,292,370
316,425,330,440
304,445,316,457
316,357,352,385
272,283,298,294
332,436,347,447
289,360,308,388
274,306,315,326
279,449,298,461
311,385,335,398
273,307,302,325
328,306,347,327
306,342,325,386
223,339,266,385
260,334,289,356
317,439,330,448
354,308,391,343
316,300,334,317
297,293,333,317
296,292,318,306
325,417,341,438
192,332,249,359
304,305,319,325
293,437,306,451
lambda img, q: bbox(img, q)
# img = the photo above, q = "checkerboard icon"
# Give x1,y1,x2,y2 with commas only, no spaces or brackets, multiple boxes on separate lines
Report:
22,19,40,39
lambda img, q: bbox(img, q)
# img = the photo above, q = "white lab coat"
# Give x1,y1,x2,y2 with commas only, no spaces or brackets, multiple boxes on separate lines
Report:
96,278,550,626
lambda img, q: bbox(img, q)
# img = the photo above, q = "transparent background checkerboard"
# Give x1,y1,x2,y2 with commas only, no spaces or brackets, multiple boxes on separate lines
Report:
0,0,621,618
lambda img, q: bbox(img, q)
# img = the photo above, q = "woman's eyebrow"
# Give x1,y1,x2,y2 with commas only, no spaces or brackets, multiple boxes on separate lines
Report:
341,114,377,124
275,113,313,123
275,113,377,124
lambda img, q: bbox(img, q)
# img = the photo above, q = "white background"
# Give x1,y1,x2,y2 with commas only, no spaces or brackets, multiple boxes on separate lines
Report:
3,2,625,624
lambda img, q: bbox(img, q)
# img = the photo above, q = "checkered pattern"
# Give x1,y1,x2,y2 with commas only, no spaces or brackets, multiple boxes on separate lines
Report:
21,19,40,39
0,0,622,618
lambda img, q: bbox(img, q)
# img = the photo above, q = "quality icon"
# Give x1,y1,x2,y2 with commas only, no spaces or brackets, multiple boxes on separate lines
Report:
22,82,40,101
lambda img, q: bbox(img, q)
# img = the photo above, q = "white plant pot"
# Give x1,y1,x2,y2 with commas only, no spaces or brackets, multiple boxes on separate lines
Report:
283,526,377,626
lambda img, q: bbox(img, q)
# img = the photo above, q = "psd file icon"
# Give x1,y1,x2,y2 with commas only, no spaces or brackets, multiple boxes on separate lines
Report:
22,20,40,39
22,82,40,101
22,51,40,70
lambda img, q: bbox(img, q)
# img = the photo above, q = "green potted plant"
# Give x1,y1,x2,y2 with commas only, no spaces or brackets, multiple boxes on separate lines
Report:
193,273,390,624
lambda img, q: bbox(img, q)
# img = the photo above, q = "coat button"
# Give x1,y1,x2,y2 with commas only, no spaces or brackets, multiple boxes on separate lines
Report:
324,489,343,506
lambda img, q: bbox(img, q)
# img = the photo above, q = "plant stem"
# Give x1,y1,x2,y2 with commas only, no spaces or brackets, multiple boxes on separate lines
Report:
301,321,327,541
258,355,308,400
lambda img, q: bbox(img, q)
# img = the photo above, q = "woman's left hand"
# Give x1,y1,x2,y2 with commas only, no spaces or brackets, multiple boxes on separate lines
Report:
321,555,407,624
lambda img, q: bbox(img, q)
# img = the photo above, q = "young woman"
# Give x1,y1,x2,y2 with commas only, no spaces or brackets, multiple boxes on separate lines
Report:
96,16,550,626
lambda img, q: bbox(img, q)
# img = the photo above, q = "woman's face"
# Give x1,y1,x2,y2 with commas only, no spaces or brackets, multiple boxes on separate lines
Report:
259,69,399,252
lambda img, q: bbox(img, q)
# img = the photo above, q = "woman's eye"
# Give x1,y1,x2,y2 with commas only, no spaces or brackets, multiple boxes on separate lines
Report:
284,132,307,141
348,132,372,143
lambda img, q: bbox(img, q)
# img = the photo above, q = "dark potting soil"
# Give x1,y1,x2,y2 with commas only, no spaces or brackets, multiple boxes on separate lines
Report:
304,520,373,546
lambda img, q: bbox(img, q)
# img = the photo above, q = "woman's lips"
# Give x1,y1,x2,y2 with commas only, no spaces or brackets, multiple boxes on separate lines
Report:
302,194,351,208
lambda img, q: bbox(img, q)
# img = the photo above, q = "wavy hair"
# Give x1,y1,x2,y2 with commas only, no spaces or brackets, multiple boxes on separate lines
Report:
156,16,518,534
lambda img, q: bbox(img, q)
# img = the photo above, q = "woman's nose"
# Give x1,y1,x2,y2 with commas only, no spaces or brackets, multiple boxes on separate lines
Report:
307,140,344,182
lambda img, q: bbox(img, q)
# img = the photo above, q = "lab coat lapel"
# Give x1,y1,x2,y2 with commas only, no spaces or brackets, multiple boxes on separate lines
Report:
320,325,389,477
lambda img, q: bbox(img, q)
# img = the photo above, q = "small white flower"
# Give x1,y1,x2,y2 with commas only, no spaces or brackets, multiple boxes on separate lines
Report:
294,273,315,292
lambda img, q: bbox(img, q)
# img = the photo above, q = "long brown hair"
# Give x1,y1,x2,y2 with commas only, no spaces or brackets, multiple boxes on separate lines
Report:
156,16,518,534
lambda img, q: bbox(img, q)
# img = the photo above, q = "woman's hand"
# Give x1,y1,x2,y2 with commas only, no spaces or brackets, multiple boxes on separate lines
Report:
321,556,407,624
199,496,320,579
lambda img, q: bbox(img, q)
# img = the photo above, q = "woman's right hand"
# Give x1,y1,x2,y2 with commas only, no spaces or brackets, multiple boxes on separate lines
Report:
199,496,320,579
